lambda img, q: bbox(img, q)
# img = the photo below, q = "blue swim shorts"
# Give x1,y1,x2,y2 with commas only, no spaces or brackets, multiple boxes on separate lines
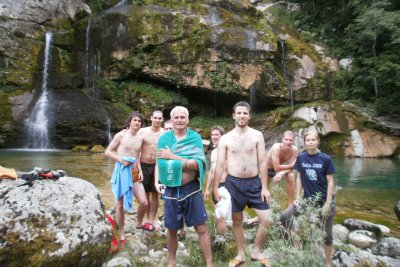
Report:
163,179,208,230
225,174,269,212
268,168,276,178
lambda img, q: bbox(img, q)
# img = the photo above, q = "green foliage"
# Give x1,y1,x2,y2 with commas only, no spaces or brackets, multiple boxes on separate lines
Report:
288,117,311,130
267,185,327,267
374,93,400,115
280,0,400,115
57,48,71,64
97,78,190,118
0,75,18,93
205,63,242,94
319,133,347,157
181,205,236,267
84,0,106,13
189,116,234,136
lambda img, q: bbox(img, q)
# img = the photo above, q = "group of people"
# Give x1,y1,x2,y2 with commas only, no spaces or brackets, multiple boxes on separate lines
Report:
105,101,336,267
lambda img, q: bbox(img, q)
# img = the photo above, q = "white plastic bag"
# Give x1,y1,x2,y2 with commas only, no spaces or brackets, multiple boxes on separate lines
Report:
215,186,232,220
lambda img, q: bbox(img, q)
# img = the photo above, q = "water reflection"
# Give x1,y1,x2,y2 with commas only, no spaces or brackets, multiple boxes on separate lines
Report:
334,157,400,190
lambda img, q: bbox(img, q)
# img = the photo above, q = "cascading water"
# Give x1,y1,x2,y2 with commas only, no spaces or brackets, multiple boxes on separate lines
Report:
107,119,112,144
244,29,256,62
25,32,53,149
84,18,92,93
279,39,294,112
84,19,101,100
249,85,256,111
245,29,257,111
209,6,223,116
85,17,111,145
115,0,128,7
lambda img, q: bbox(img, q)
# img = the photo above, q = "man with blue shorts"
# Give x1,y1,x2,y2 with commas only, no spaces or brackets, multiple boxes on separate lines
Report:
156,106,213,267
213,101,273,267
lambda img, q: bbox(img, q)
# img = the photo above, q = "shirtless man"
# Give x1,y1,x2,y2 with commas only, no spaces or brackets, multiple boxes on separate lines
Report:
246,131,298,226
204,125,230,235
137,110,164,230
213,101,272,267
105,111,148,244
266,130,298,206
156,106,213,267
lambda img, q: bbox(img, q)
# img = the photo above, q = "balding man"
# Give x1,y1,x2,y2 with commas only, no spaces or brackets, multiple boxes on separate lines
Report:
156,106,213,267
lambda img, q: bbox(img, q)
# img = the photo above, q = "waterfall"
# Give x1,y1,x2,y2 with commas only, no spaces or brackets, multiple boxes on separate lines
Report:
115,0,128,7
84,19,101,100
210,6,222,48
244,29,257,111
249,85,256,112
84,18,109,145
84,19,92,92
279,39,294,112
244,29,256,62
107,119,112,144
91,52,101,99
25,32,53,149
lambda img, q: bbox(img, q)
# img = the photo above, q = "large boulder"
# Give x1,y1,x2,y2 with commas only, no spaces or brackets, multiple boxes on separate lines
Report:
0,177,112,266
372,237,400,258
342,218,383,237
348,230,377,249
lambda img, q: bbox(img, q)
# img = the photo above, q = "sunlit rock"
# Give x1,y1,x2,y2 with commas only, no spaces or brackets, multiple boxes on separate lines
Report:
0,177,112,266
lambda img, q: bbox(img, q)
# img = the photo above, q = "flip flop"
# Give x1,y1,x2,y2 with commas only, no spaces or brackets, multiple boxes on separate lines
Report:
228,258,245,267
251,257,271,267
143,222,156,232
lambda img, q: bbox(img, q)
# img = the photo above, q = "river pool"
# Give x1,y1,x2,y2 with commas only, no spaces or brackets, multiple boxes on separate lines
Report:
1,149,399,236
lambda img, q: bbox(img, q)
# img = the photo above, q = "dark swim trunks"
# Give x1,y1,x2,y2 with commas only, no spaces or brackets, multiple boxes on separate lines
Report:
212,182,226,205
141,162,157,192
225,174,269,212
268,168,276,178
163,179,208,230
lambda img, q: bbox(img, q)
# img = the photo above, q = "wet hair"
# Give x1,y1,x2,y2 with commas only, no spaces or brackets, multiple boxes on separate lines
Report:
125,111,145,128
233,101,251,114
211,125,225,135
170,106,189,118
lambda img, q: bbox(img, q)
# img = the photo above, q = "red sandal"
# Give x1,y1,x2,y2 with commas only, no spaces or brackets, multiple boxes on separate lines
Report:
143,222,156,232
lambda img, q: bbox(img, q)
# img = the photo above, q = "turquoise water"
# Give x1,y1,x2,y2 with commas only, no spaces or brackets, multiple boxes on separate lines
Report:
1,150,399,236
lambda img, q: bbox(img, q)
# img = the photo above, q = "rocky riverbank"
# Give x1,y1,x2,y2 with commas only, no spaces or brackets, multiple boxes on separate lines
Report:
1,172,398,266
103,208,400,267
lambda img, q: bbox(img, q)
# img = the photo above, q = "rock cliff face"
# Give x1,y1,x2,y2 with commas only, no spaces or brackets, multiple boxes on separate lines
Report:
0,0,338,148
0,177,112,266
1,1,398,154
290,102,400,157
0,0,128,148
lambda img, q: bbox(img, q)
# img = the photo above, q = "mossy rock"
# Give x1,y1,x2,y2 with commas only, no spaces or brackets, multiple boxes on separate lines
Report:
320,133,347,157
71,145,89,152
288,117,311,130
90,145,105,153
